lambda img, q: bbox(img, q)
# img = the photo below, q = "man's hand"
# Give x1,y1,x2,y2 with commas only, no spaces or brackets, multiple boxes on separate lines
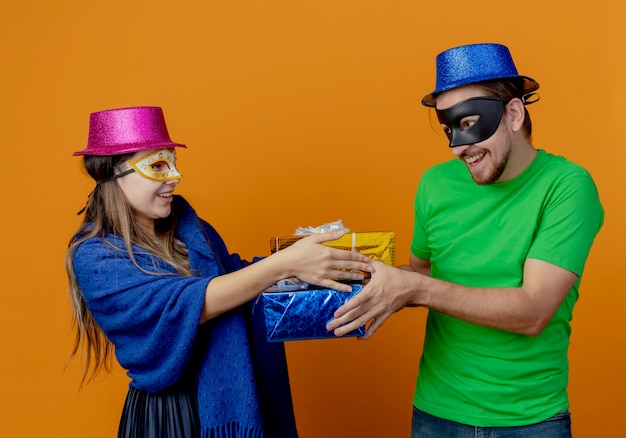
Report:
326,260,420,339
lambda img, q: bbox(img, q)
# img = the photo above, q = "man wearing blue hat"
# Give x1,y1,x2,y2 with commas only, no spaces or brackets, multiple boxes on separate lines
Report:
327,43,604,436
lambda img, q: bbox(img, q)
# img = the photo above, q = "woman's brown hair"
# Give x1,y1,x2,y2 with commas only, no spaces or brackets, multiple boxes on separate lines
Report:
65,153,191,387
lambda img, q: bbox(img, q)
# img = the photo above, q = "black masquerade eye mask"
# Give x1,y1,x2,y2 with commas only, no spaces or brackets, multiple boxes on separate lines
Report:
436,97,505,147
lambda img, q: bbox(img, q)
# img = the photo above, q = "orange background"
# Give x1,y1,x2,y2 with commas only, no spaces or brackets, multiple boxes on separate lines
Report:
1,1,623,436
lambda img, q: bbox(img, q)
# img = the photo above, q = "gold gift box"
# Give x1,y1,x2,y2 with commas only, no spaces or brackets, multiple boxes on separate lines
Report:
269,231,395,267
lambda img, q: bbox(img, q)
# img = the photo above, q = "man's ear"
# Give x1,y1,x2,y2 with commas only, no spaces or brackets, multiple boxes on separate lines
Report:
505,98,525,132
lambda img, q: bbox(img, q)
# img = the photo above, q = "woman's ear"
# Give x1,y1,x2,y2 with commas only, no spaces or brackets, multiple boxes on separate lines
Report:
505,98,525,132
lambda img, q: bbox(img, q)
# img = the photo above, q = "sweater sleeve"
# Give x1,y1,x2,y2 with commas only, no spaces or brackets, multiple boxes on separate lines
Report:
73,238,211,392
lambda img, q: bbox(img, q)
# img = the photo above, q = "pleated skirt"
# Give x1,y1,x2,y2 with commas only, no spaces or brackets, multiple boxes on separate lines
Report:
118,385,200,438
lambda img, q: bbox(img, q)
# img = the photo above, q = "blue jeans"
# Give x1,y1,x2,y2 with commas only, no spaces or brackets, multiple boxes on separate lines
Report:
411,406,572,438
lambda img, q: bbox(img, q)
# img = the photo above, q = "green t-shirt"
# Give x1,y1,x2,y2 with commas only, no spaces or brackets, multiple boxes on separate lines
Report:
411,150,604,426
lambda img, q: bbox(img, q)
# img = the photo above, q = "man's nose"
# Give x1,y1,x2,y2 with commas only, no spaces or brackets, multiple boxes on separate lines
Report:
451,144,471,156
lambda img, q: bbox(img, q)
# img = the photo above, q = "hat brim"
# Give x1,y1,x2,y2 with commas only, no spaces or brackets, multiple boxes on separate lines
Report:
421,75,539,107
73,142,186,156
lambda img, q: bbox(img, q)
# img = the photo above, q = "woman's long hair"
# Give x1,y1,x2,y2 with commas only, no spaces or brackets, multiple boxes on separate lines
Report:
65,153,192,387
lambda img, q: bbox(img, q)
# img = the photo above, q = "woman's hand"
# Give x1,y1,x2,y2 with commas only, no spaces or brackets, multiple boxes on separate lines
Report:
201,230,374,323
277,231,374,292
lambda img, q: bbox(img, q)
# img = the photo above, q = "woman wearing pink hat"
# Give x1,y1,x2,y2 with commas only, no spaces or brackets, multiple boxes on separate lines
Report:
65,106,373,437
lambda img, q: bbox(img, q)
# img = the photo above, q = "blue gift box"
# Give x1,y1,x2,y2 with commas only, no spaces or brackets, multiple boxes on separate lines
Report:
263,284,364,342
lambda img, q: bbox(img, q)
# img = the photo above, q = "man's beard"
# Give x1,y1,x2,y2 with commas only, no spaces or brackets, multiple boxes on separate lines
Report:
466,140,512,185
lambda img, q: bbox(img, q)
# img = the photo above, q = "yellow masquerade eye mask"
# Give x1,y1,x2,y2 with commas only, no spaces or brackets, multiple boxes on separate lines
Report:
127,149,182,182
